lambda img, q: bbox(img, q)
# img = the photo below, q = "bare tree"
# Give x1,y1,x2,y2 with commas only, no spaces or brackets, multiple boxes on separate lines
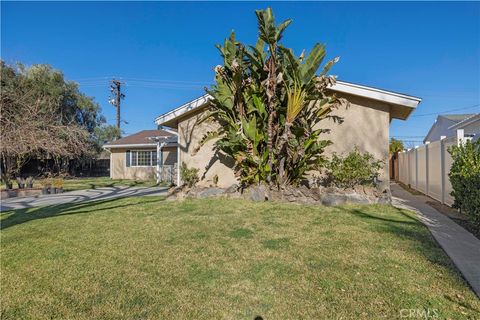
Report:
1,62,96,186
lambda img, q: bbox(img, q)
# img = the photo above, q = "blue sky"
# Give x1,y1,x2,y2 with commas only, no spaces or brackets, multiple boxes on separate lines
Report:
2,1,479,146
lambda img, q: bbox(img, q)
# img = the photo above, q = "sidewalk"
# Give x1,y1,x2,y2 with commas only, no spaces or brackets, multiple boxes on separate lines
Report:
391,182,480,298
0,186,168,212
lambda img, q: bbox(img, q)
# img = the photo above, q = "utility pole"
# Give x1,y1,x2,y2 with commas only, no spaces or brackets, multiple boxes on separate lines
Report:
109,79,125,131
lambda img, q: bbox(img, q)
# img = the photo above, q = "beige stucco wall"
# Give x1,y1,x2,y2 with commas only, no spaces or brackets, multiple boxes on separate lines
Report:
110,147,177,180
177,93,391,189
322,94,391,189
178,110,238,187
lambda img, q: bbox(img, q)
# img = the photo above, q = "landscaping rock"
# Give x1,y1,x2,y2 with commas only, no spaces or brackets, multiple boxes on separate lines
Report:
166,182,391,205
225,184,239,194
320,193,348,206
196,187,225,199
249,184,268,202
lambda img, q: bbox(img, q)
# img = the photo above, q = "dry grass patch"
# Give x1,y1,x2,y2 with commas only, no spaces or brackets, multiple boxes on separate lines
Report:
1,197,479,319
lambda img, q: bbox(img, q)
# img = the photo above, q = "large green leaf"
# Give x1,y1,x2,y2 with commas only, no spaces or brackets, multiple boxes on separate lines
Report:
300,44,326,85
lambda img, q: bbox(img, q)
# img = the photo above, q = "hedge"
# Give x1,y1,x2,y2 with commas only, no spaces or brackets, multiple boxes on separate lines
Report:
448,139,480,228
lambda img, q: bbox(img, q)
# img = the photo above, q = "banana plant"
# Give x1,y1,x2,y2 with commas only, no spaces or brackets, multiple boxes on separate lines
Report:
200,8,348,188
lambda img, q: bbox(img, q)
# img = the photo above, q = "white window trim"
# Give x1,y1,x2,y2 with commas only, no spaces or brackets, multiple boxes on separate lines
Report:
129,150,157,168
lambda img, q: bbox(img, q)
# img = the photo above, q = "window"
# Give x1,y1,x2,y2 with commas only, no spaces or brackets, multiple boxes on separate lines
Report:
130,150,157,167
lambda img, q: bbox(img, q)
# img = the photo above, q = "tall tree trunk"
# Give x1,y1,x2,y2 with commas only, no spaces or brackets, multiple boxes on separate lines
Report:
278,122,292,187
265,52,277,184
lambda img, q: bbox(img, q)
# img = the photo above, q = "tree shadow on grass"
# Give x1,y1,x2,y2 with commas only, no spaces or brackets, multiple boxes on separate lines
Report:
0,197,163,231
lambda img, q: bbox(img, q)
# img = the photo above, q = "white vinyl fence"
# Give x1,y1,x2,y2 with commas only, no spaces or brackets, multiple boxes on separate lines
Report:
397,129,467,206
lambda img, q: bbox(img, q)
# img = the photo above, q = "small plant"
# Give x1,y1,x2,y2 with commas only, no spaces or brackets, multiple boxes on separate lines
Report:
212,174,219,186
324,148,383,188
25,176,34,188
180,162,199,188
4,180,13,190
16,177,25,189
53,178,64,190
448,140,480,228
40,178,52,194
40,178,52,187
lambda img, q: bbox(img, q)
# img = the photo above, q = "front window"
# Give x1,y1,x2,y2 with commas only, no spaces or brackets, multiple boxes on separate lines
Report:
131,150,157,167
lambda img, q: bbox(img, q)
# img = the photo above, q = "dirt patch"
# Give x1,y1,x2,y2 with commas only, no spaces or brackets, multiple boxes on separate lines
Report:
396,181,424,196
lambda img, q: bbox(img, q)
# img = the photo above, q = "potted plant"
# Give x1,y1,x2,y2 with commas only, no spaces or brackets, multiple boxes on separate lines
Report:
40,179,52,195
25,176,34,189
53,178,64,194
16,177,25,189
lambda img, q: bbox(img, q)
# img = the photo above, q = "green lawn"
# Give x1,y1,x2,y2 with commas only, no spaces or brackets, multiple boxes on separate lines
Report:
1,176,161,192
1,198,479,319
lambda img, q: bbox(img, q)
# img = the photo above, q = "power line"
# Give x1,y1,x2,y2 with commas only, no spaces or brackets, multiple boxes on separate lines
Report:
411,103,480,117
72,76,210,85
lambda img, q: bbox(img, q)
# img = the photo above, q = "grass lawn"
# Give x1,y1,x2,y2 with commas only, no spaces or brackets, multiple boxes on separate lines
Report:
1,176,161,192
1,198,479,319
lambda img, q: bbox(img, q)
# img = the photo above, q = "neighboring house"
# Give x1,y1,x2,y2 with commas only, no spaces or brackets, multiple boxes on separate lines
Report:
423,114,478,144
103,130,178,181
448,113,480,141
155,80,421,189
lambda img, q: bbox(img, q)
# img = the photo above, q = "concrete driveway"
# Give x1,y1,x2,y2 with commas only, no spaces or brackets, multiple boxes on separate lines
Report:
0,186,168,212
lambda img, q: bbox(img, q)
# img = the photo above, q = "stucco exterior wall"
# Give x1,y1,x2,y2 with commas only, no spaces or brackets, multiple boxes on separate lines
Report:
322,94,391,188
178,110,237,188
177,93,392,189
110,147,177,180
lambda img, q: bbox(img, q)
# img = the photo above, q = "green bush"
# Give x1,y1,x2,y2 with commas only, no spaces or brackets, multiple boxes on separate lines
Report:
180,162,200,188
448,140,480,228
324,148,383,188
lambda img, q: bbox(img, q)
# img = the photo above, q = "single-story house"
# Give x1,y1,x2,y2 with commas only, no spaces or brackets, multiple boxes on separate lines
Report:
155,80,421,190
103,129,178,181
423,114,479,144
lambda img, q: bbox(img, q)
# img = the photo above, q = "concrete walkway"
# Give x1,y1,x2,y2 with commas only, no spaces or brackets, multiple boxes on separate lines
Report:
391,182,480,298
0,186,168,212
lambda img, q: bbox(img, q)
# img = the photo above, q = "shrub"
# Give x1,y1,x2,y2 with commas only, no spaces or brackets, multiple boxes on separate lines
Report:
448,140,480,228
53,178,64,189
40,178,52,188
324,148,383,188
180,162,199,188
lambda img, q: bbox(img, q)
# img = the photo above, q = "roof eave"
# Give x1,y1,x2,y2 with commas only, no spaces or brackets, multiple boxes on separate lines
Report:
155,81,422,126
103,143,163,149
448,114,480,130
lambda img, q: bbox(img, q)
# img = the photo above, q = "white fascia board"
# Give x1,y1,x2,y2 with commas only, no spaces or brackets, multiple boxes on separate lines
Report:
147,135,178,143
155,94,211,126
103,143,157,149
332,81,422,108
155,81,422,126
162,128,179,136
448,114,480,130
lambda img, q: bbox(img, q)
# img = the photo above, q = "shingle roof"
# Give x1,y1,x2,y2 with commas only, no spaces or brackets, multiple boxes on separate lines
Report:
440,114,476,122
104,129,175,147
